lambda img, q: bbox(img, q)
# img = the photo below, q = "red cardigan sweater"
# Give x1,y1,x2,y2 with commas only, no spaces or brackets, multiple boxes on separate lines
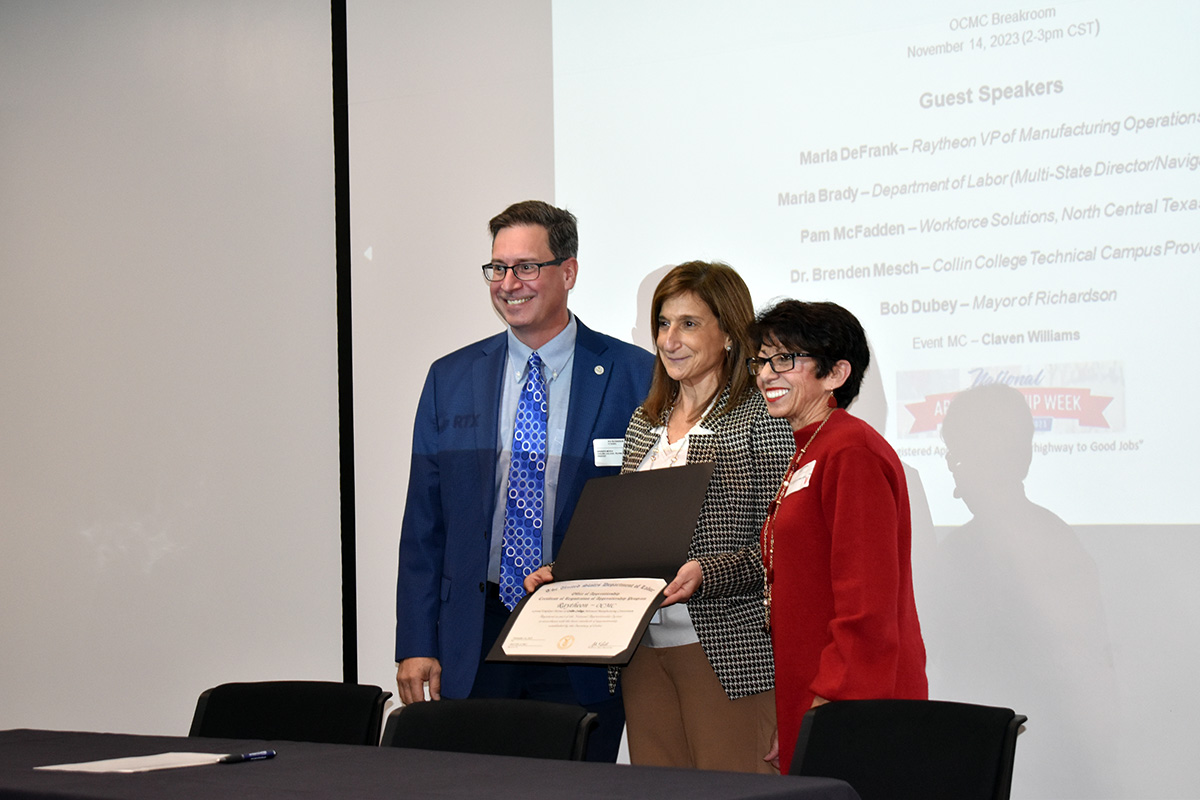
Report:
766,410,927,773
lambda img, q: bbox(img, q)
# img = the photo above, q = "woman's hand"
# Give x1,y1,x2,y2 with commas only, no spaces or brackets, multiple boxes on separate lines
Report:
763,727,780,771
523,565,554,594
762,700,826,772
661,559,702,606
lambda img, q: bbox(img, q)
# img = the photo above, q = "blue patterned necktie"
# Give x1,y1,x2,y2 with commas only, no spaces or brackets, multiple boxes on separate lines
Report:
499,352,548,610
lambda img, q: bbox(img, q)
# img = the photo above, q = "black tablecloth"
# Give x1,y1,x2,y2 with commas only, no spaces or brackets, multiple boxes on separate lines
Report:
0,729,860,800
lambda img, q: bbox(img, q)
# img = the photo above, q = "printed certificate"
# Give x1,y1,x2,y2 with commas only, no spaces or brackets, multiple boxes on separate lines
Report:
487,463,714,665
499,578,666,661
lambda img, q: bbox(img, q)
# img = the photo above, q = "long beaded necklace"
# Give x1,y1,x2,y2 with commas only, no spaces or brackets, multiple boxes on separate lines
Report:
760,407,835,630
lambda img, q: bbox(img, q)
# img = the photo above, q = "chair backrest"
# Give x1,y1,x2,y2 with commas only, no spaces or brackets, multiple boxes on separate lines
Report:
380,698,597,760
189,681,391,745
790,699,1027,800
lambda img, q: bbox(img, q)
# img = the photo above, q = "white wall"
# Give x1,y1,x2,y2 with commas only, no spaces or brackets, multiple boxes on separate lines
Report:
347,0,556,710
0,1,343,734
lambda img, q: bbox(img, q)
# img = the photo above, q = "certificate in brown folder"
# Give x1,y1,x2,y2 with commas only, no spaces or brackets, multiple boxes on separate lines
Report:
486,461,714,666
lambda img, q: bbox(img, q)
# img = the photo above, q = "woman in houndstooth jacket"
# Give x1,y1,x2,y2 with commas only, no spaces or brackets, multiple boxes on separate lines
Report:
529,262,794,773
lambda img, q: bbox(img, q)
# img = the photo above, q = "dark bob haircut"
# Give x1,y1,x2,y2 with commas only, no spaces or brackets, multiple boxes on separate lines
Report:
749,299,870,409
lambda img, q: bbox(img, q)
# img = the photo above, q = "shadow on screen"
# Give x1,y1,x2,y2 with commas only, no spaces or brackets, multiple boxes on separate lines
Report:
924,383,1120,798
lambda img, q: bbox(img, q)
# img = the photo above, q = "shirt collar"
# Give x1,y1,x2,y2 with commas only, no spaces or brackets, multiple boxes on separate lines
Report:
506,312,577,383
650,390,719,437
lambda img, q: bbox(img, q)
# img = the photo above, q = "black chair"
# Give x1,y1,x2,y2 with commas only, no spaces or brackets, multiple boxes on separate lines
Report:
790,699,1027,800
380,698,597,760
190,681,391,745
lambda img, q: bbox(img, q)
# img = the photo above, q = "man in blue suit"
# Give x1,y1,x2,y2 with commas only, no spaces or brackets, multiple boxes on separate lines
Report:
395,201,653,761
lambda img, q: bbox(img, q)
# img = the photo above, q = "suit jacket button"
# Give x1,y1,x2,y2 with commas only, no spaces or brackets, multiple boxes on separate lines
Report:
479,582,486,592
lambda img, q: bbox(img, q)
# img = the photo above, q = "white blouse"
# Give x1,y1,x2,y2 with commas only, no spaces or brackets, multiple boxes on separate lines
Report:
635,418,713,648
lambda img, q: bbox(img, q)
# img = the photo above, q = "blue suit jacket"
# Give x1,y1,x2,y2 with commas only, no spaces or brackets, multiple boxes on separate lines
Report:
395,318,654,704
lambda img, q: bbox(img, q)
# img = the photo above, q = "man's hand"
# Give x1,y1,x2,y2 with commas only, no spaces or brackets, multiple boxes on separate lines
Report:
396,657,442,705
523,565,554,593
661,560,702,607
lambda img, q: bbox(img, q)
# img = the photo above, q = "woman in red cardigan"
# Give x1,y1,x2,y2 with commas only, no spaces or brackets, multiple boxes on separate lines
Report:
750,299,927,773
667,299,927,774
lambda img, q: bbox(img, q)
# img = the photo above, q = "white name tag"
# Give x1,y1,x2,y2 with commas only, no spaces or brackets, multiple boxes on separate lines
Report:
593,438,624,467
783,461,816,497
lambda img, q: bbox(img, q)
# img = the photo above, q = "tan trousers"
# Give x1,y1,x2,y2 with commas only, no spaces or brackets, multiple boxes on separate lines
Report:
621,641,778,774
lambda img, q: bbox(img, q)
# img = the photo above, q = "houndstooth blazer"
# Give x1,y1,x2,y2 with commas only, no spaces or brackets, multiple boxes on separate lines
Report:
609,385,795,699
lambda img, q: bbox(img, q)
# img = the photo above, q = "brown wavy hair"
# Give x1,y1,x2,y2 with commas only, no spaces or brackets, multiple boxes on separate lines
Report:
641,261,757,422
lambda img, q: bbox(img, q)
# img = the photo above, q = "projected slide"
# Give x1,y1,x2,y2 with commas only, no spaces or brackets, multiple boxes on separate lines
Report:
553,1,1199,525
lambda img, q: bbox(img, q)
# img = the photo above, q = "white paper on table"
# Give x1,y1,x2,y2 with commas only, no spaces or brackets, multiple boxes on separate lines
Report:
35,752,228,773
502,577,666,658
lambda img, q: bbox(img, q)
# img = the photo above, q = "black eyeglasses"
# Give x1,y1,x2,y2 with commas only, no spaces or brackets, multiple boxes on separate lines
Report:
745,352,814,377
481,258,566,282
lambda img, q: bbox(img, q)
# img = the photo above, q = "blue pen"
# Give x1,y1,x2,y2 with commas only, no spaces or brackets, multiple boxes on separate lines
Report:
219,750,276,764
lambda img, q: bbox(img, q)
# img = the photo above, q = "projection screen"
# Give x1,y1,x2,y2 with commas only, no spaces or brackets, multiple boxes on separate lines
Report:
551,2,1199,798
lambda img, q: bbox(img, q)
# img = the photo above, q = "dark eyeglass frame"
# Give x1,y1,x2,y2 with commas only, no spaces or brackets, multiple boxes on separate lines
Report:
481,258,566,282
745,352,814,377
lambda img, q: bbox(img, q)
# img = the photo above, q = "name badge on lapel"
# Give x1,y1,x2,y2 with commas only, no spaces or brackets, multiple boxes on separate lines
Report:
593,438,624,467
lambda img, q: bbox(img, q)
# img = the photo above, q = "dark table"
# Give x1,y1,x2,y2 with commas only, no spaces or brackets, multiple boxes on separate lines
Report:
0,729,860,799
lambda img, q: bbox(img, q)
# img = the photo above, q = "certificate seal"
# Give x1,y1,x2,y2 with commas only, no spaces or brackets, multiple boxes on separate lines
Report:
557,635,576,650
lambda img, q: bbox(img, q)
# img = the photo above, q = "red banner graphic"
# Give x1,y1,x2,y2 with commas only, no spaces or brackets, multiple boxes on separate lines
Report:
906,387,1113,433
